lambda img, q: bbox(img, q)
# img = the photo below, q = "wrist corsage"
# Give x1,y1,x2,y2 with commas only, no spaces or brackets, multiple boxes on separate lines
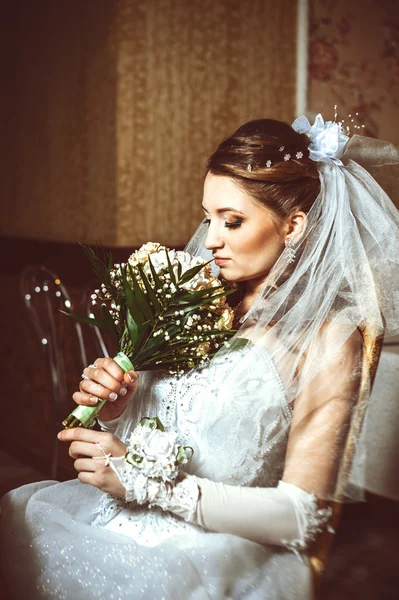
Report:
109,417,196,511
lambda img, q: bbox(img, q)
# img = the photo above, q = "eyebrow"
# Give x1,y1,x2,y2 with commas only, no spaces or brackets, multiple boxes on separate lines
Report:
201,204,246,216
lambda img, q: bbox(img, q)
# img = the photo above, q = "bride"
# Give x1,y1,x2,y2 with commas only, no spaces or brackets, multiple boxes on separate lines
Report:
1,114,399,599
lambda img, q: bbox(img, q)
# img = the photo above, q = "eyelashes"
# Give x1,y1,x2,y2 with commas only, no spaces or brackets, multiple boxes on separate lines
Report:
225,219,242,229
202,218,243,229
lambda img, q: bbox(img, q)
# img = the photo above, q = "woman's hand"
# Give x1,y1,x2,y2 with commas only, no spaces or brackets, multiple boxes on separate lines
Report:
57,428,127,498
74,357,139,422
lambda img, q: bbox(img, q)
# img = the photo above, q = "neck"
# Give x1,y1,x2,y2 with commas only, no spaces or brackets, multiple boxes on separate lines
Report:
236,277,267,314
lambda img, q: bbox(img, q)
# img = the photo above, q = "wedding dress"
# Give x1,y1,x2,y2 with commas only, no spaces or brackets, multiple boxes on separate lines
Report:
1,343,315,600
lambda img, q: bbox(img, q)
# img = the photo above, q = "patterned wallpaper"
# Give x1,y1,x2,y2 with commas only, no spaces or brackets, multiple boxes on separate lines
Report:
308,0,399,145
1,0,297,247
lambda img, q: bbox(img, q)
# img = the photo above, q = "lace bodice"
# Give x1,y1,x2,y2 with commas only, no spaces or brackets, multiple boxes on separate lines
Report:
114,343,293,488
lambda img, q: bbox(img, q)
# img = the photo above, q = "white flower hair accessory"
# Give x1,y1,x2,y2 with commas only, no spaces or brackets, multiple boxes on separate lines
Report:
292,113,349,166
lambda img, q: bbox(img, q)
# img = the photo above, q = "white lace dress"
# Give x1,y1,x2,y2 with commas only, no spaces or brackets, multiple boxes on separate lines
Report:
0,345,313,599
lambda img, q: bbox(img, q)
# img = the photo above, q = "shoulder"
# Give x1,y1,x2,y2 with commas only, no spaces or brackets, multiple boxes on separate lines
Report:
311,322,363,364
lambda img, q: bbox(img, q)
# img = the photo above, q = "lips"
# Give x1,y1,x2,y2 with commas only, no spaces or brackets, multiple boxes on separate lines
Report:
214,257,230,266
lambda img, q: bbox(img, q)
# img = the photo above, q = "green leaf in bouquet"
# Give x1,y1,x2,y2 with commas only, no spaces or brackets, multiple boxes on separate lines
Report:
139,338,204,363
59,310,110,331
134,321,153,355
177,259,213,285
175,286,227,304
165,249,178,287
147,254,163,293
81,243,113,289
126,311,139,346
138,354,213,371
107,249,113,276
100,304,119,340
139,416,165,431
128,264,154,323
176,445,193,464
126,452,144,466
163,291,230,316
134,332,170,363
181,329,236,340
175,286,236,305
137,264,162,312
177,260,182,280
120,265,146,325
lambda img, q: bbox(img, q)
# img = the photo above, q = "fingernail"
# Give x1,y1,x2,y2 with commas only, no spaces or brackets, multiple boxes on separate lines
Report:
57,432,62,439
126,373,135,383
109,392,118,401
89,397,99,404
119,386,127,396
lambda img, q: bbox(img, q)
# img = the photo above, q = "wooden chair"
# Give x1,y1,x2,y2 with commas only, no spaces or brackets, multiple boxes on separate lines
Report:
309,325,384,598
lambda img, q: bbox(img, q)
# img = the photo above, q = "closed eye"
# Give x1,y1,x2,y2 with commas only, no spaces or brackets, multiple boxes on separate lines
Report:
224,219,242,229
202,217,243,229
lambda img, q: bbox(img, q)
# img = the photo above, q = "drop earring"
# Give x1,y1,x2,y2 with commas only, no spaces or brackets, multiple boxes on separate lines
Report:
285,238,297,263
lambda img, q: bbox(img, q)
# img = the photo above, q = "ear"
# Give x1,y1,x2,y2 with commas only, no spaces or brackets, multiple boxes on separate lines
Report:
285,211,307,241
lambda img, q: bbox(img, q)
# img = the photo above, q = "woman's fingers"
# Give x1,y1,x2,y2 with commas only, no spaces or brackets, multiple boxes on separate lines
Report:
58,428,127,497
90,357,139,391
123,370,139,390
72,391,100,406
58,429,127,458
58,428,113,444
79,378,125,402
72,357,140,421
82,365,127,398
68,440,103,459
77,468,126,496
90,357,125,380
74,458,96,473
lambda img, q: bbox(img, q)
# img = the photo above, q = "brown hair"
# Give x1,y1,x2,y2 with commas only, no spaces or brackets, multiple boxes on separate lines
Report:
207,119,320,218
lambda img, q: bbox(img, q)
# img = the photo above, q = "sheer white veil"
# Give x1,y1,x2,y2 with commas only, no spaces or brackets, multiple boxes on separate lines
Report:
182,115,399,501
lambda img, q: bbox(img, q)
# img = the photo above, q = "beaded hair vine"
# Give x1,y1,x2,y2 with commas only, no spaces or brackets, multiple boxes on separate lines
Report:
246,145,304,172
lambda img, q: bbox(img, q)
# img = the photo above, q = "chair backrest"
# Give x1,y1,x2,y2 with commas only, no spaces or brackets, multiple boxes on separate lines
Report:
309,325,384,598
20,265,88,478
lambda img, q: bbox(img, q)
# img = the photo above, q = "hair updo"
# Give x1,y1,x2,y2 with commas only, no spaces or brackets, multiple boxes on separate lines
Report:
207,119,320,218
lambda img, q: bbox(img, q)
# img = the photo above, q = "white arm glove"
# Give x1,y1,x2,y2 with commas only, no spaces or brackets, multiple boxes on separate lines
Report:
189,477,332,553
109,454,331,554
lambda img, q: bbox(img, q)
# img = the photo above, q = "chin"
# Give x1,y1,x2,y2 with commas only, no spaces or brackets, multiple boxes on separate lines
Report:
219,270,241,284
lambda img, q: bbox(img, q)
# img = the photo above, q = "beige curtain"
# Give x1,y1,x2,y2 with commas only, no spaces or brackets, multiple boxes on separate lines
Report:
3,0,297,247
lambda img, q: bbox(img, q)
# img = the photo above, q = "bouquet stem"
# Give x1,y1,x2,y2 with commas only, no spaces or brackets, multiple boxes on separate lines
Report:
62,352,134,429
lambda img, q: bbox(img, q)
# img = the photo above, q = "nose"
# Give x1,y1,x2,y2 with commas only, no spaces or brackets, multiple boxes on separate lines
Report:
204,223,224,251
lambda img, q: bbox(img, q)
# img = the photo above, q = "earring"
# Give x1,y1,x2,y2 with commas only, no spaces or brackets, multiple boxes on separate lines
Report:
285,238,297,263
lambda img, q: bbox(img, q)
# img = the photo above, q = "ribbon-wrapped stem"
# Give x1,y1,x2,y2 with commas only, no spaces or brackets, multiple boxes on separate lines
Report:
62,352,134,429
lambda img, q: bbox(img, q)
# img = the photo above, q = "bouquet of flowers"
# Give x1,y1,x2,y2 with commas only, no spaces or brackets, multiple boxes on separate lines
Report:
62,242,235,429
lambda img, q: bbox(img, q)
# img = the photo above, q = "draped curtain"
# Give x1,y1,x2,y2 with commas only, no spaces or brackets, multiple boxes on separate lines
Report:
2,0,297,247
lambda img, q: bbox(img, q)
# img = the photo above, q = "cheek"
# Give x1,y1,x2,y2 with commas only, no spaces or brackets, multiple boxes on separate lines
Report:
233,228,283,274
